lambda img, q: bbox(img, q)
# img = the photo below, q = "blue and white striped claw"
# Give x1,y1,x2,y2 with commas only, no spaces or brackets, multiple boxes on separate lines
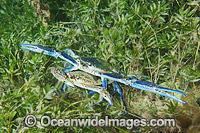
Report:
20,44,55,55
20,44,77,66
130,80,186,104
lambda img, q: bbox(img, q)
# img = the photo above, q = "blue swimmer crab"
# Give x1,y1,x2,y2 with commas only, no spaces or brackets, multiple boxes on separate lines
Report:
50,66,113,106
20,44,187,115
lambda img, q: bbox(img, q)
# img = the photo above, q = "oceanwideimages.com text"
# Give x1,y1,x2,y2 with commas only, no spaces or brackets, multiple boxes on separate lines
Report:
24,115,176,129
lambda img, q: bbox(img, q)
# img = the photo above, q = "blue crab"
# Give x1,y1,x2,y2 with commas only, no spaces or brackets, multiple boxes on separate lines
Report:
20,44,187,115
50,66,113,106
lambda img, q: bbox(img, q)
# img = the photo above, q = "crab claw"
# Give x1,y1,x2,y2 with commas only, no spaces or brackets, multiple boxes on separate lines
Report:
131,80,186,104
19,44,56,54
20,44,58,56
101,92,113,107
20,44,77,66
89,87,113,106
156,86,187,96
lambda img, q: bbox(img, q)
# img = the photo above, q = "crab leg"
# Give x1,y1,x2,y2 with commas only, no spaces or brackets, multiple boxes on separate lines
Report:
62,83,71,93
54,81,65,94
103,77,127,115
113,81,128,116
93,97,103,106
102,77,107,89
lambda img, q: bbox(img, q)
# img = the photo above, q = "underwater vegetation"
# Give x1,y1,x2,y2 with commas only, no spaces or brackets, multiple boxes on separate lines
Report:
0,0,200,132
